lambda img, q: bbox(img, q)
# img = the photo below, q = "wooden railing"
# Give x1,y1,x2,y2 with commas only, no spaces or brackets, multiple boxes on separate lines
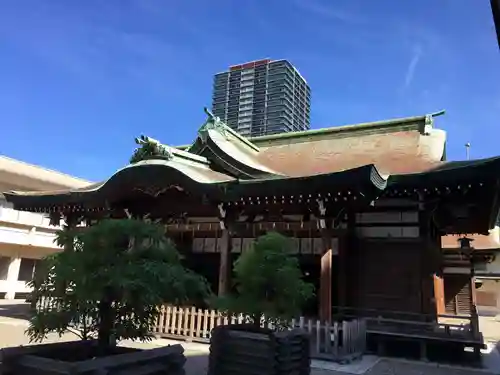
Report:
153,305,367,362
332,306,482,344
34,299,367,362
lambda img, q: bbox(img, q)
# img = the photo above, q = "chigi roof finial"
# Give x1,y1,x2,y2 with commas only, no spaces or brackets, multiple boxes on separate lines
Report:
204,107,218,121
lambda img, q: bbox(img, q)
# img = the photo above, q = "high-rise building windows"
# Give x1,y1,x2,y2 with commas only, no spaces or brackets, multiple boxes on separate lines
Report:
211,59,310,137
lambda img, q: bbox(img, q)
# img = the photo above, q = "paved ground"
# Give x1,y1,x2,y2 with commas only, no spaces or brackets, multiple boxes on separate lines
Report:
0,319,213,375
365,360,496,375
0,301,499,375
479,316,500,343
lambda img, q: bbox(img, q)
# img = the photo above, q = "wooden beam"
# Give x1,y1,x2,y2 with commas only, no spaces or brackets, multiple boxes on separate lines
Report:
320,249,332,323
217,230,232,296
338,235,347,308
433,274,445,315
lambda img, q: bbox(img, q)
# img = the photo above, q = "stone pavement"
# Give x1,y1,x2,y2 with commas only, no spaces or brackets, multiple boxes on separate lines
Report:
0,317,213,375
480,316,500,343
0,307,499,375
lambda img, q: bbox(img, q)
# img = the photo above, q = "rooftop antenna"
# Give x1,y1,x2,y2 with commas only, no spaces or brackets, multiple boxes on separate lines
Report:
465,142,471,160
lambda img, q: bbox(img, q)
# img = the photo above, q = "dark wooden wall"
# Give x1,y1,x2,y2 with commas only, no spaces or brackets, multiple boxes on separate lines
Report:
346,239,434,315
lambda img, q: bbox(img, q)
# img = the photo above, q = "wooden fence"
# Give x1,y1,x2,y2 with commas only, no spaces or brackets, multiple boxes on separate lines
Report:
34,299,367,362
153,305,367,362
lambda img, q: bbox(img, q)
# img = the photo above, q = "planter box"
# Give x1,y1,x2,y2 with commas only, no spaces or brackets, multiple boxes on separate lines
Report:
208,324,310,375
0,340,186,375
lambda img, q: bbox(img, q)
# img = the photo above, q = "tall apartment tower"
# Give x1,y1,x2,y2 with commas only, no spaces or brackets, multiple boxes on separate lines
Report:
211,59,311,137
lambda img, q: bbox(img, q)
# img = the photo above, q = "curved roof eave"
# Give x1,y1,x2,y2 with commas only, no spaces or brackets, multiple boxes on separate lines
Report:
387,156,500,188
387,156,500,234
3,159,235,209
222,164,387,201
206,129,283,177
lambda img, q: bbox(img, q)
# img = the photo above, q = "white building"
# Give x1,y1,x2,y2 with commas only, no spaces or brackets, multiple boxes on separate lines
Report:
0,156,90,299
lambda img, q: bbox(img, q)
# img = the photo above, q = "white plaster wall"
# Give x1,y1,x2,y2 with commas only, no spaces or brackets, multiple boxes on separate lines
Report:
477,256,500,275
476,279,500,317
0,157,89,298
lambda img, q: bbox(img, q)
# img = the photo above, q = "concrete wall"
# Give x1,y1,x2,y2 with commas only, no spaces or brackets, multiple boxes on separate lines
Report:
476,279,500,317
0,157,90,299
0,156,89,191
477,253,500,276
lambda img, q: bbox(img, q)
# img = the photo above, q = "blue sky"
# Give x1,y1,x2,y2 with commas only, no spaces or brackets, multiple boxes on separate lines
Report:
0,0,499,182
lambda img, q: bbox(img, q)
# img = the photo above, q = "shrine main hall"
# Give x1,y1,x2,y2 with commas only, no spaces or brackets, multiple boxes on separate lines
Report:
3,109,500,352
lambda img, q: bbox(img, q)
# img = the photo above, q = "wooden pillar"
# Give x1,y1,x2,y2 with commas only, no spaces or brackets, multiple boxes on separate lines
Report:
217,203,232,296
338,235,347,308
319,233,332,323
470,253,477,308
469,253,480,339
433,274,445,315
419,201,443,316
218,230,232,296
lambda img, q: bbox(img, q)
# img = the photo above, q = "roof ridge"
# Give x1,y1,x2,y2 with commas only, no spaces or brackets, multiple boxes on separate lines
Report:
175,110,445,149
250,110,445,143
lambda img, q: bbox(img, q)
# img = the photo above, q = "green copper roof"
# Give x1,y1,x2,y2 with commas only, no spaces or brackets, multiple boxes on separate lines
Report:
223,164,387,200
4,156,235,208
187,108,282,179
3,162,386,210
387,156,500,188
251,110,445,144
175,110,446,150
192,108,260,152
4,152,500,235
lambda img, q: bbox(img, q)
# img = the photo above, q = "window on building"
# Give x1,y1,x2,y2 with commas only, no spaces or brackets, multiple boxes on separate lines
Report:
239,110,252,117
0,256,10,280
18,258,37,282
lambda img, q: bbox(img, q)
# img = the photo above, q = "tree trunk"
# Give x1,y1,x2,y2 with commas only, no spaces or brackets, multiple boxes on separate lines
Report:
97,288,115,353
252,313,262,328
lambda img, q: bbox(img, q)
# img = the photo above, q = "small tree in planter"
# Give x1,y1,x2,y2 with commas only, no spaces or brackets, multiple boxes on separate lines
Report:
9,218,211,374
214,231,314,328
209,231,315,375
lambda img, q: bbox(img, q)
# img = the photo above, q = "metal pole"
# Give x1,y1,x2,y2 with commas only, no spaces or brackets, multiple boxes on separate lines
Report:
465,143,471,160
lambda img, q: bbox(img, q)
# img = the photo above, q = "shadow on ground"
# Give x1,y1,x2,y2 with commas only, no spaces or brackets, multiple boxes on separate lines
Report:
184,352,208,375
481,340,500,372
0,302,32,320
366,336,498,370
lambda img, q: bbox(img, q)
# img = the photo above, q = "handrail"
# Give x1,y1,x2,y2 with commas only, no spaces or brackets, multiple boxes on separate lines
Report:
332,305,472,320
